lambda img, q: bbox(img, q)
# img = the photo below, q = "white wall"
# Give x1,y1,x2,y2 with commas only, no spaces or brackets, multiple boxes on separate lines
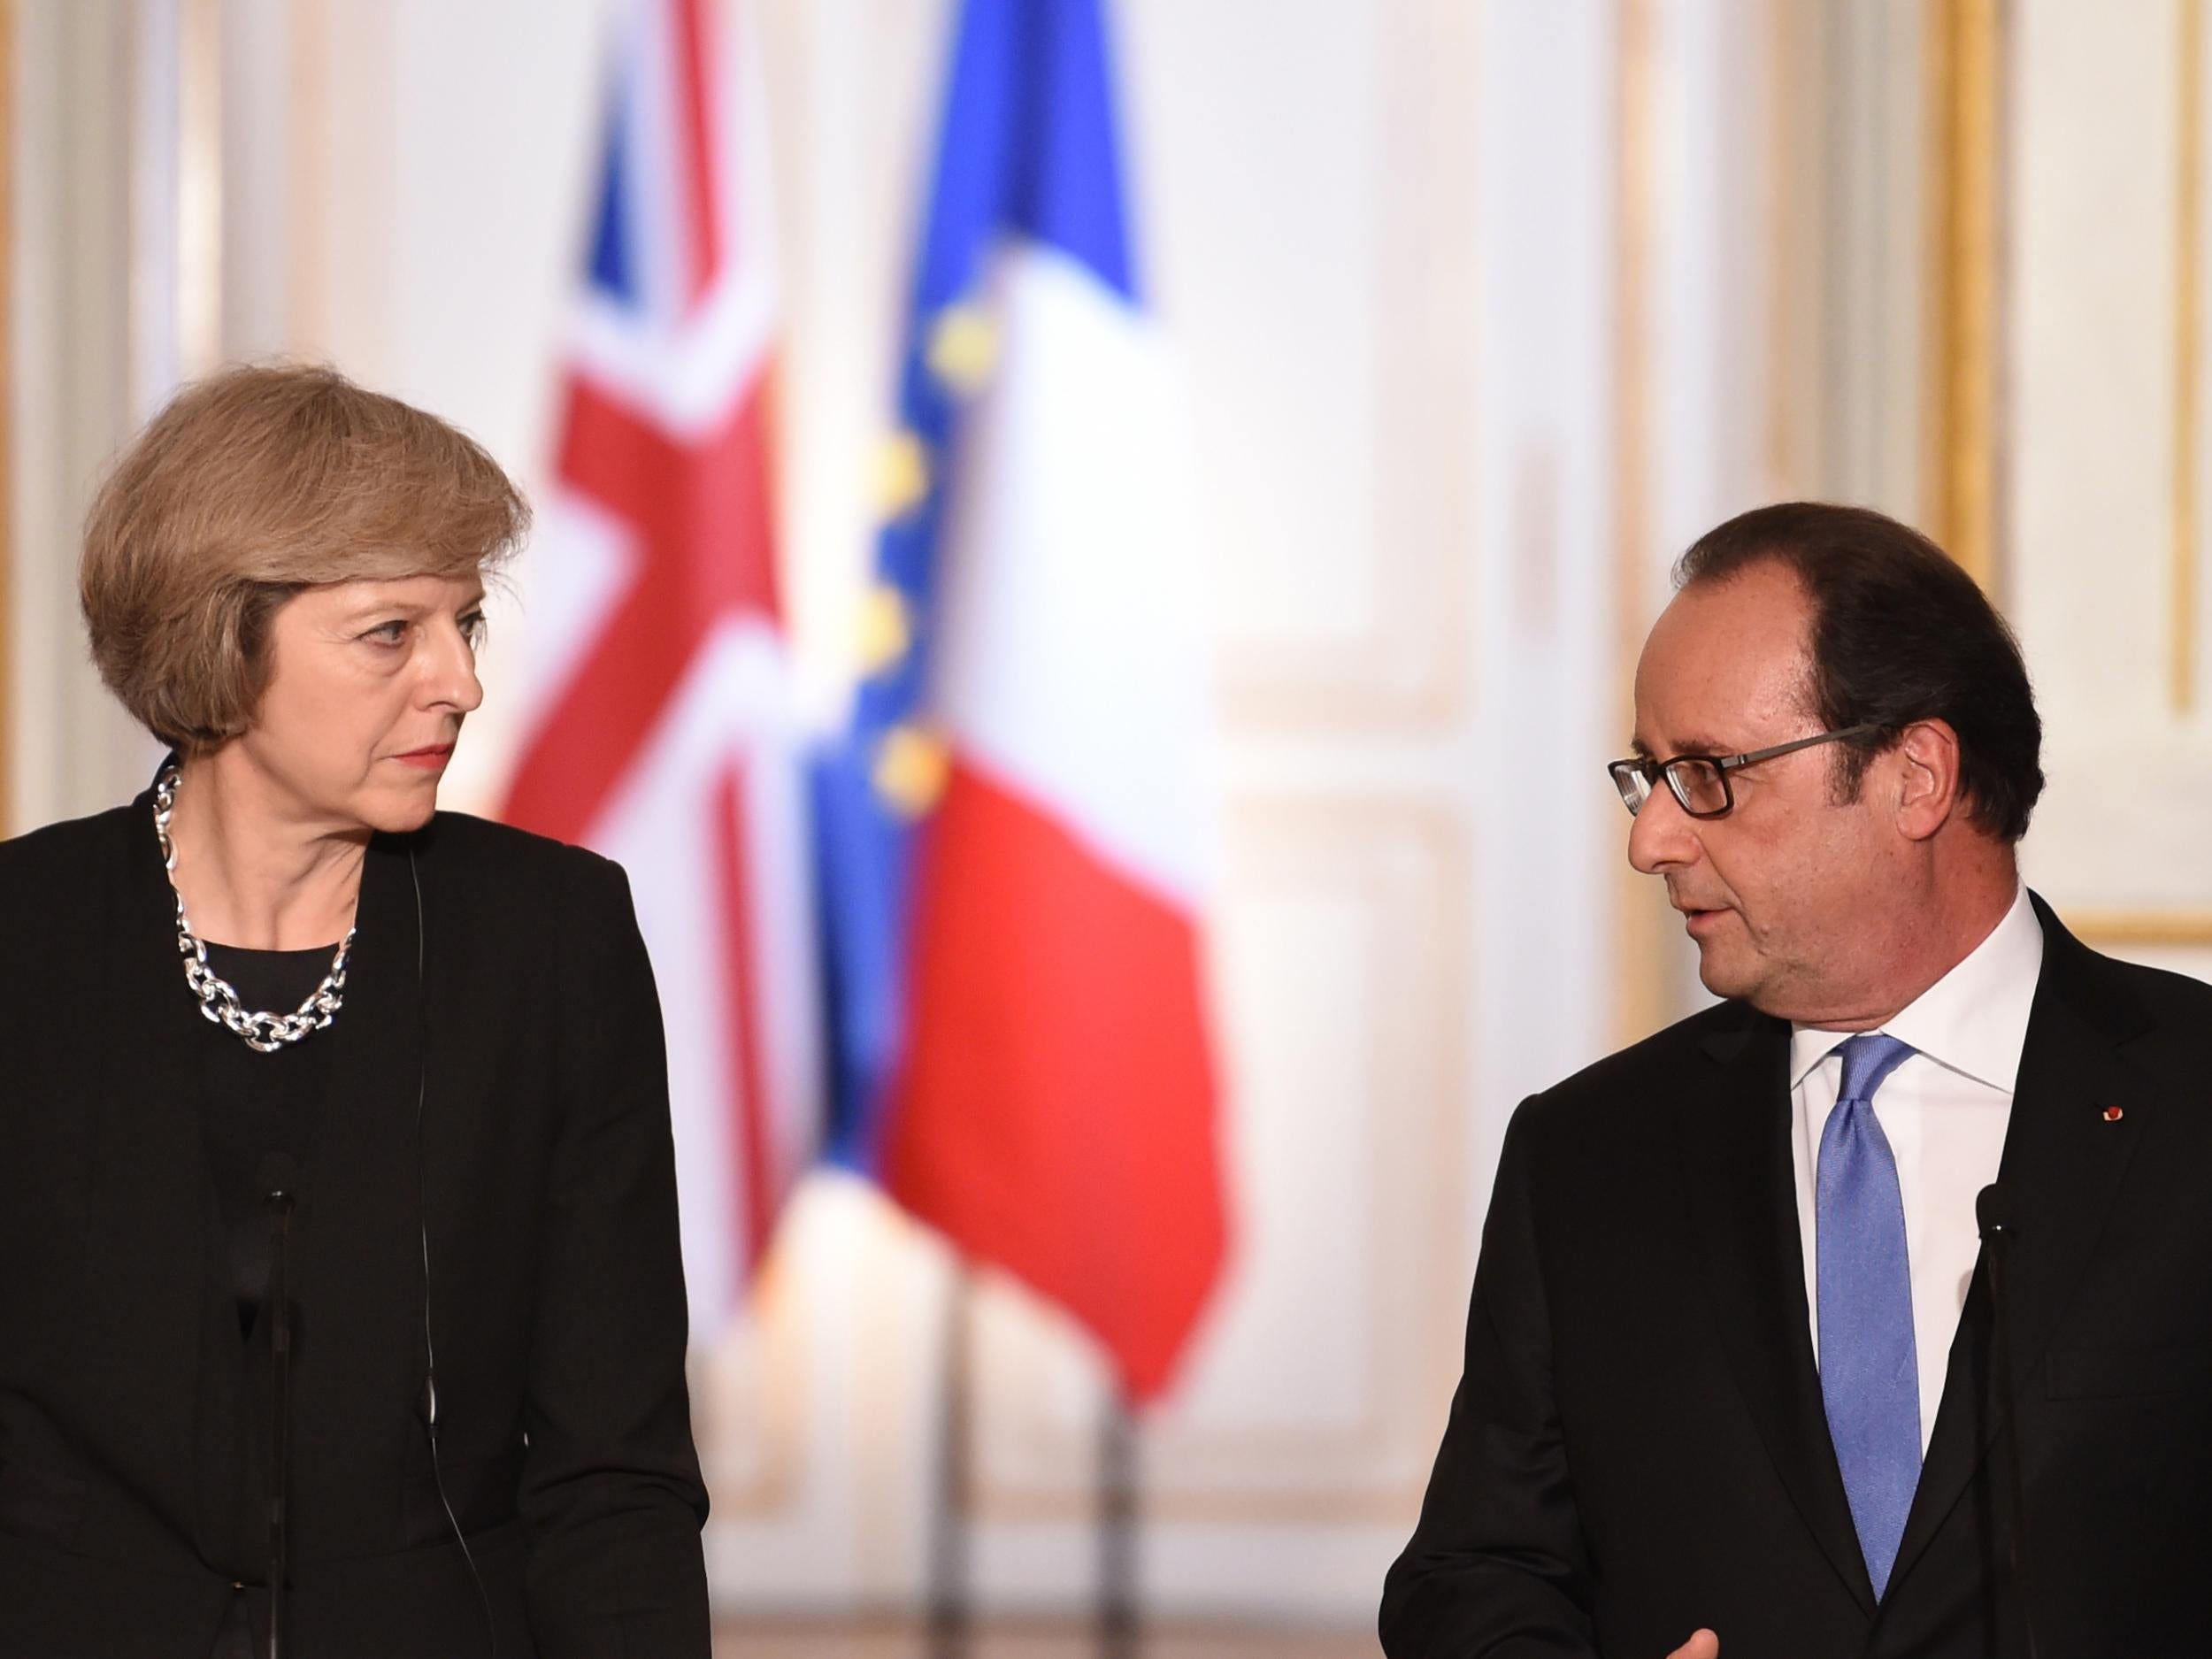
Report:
1,0,1881,1624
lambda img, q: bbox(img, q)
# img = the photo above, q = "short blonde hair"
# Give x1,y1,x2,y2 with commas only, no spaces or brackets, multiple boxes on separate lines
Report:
81,362,530,753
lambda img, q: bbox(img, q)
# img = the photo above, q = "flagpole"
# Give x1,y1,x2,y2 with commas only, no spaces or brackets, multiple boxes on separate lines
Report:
1097,1387,1139,1659
926,1262,974,1659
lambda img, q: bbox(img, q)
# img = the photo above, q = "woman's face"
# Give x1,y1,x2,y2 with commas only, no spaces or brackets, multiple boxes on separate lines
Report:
236,573,488,834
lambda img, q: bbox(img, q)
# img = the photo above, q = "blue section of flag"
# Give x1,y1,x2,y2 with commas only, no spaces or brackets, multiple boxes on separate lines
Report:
588,88,640,304
813,0,1140,1168
911,0,1136,311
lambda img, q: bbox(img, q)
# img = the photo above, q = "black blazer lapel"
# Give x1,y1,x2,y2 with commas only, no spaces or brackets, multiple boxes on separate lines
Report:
75,786,239,1556
1886,896,2152,1595
1676,1005,1878,1616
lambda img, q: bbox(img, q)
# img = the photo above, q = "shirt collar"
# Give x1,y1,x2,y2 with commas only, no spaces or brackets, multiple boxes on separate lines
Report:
1787,884,2044,1094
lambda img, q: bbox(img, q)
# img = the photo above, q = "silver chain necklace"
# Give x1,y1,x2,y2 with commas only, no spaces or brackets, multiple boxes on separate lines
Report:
153,764,357,1053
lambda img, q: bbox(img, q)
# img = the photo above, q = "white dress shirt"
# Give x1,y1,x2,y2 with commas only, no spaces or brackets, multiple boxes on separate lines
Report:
1789,884,2043,1456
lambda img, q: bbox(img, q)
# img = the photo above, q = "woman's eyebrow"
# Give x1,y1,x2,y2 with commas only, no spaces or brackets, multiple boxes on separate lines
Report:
342,588,486,621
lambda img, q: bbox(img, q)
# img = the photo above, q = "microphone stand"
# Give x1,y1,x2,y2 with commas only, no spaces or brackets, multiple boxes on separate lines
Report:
264,1173,296,1659
1977,1184,2039,1659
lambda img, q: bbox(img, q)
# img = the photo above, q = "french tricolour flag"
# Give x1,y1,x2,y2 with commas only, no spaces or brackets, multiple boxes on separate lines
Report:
818,0,1228,1402
502,0,818,1338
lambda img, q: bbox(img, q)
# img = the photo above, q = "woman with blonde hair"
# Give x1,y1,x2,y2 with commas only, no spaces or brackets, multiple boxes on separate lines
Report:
0,363,710,1657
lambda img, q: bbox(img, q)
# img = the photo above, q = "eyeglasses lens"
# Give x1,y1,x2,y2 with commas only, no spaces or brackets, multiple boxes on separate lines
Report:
1610,764,1650,816
1669,759,1730,817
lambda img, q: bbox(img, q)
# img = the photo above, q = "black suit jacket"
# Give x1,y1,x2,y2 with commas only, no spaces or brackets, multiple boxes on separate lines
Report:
0,788,711,1657
1383,896,2212,1657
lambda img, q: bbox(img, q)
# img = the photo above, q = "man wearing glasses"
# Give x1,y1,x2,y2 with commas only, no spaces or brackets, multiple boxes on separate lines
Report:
1382,502,2212,1656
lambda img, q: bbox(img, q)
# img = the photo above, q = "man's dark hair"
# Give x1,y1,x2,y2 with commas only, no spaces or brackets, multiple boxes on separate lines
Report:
1673,501,2045,842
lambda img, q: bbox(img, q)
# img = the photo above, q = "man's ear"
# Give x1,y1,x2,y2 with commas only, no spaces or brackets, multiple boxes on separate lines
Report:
1890,718,1962,841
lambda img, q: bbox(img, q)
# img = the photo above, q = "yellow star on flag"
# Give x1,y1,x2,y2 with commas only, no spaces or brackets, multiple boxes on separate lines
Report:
874,431,931,519
857,583,914,675
873,725,951,819
926,303,998,395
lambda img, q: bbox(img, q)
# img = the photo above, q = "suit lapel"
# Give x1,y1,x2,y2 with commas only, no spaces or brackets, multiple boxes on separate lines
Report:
1676,1006,1878,1616
1887,897,2150,1593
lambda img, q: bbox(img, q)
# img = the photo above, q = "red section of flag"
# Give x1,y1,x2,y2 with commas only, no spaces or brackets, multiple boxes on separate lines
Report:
673,0,723,302
503,377,780,846
711,760,775,1266
883,758,1228,1402
503,0,810,1317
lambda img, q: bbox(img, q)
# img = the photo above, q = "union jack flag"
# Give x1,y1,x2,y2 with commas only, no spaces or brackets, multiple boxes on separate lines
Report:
501,0,817,1334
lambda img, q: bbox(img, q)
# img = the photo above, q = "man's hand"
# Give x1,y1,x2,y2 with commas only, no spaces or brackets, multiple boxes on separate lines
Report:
1666,1632,1718,1659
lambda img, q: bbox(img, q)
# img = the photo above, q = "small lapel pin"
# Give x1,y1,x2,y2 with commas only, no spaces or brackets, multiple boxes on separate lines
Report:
2101,1104,2124,1123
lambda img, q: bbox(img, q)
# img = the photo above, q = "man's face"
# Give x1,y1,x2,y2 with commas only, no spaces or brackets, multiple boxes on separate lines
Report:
1628,563,1901,1021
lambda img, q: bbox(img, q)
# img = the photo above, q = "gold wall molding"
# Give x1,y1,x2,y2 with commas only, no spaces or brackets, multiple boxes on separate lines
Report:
177,0,221,379
1921,0,2004,592
2065,908,2212,949
2177,0,2202,712
1611,0,1674,1049
1764,0,1804,491
0,0,14,836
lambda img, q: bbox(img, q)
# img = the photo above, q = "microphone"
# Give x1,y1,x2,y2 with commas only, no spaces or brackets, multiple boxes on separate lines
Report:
1976,1183,2039,1659
259,1153,298,1659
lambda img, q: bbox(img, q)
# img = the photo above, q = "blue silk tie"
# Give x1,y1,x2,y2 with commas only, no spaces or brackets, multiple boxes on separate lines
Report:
1816,1032,1921,1601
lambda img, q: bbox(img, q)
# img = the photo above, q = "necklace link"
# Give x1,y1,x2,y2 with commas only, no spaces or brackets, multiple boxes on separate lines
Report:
154,764,357,1054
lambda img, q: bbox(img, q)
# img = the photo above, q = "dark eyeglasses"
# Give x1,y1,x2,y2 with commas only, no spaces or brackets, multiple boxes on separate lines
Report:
1607,725,1882,820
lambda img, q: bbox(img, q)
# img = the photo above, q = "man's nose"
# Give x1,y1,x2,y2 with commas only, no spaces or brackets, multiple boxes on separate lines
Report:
1627,781,1700,874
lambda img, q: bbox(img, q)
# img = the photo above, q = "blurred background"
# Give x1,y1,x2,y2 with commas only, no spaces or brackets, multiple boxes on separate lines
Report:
6,1,2210,1654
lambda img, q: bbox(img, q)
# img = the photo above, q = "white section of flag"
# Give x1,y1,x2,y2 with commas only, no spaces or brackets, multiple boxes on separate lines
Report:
931,242,1215,908
590,615,820,1337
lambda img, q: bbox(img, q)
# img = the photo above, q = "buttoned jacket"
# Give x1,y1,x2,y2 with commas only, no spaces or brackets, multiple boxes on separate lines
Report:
1383,897,2212,1657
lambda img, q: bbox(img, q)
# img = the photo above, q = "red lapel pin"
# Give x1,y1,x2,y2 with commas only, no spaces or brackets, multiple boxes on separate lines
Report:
2101,1104,2124,1123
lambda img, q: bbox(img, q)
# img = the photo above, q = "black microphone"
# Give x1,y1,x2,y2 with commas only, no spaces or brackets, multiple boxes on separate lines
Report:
1976,1182,2039,1659
259,1152,298,1659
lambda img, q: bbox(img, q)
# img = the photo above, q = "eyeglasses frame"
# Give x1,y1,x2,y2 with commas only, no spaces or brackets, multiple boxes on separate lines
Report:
1607,723,1886,820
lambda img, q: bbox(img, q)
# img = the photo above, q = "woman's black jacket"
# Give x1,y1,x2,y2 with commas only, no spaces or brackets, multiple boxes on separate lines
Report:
0,788,711,1657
